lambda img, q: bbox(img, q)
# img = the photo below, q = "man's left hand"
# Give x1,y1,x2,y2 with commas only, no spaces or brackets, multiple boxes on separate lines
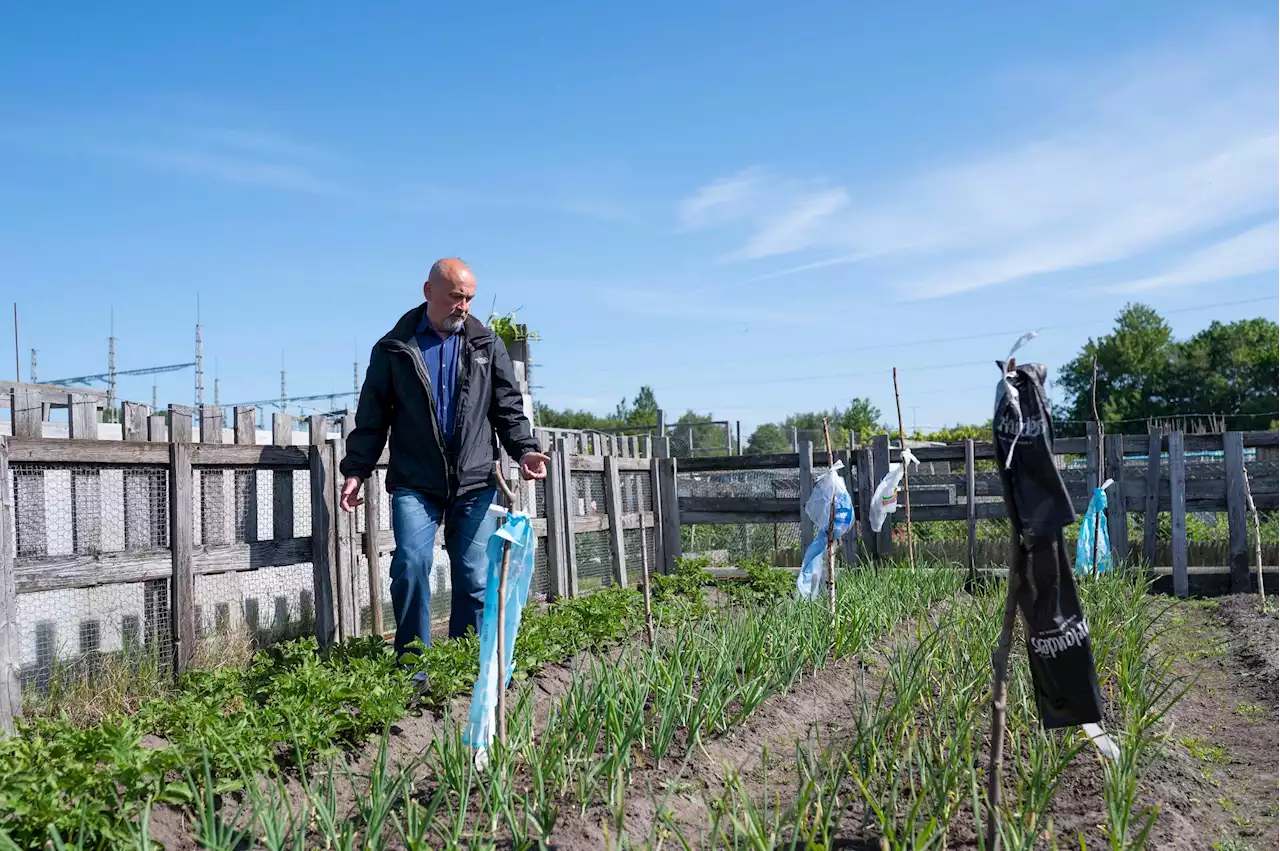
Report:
519,451,551,481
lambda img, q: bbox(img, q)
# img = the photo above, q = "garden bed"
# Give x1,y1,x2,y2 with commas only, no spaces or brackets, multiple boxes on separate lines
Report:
2,561,1276,849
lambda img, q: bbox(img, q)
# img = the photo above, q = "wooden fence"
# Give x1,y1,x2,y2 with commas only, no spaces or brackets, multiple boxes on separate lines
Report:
670,429,1279,594
0,398,674,732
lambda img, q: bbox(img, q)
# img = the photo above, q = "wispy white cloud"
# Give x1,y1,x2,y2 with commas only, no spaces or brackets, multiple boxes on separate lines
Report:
403,184,640,223
1107,221,1278,293
90,124,347,195
679,24,1278,300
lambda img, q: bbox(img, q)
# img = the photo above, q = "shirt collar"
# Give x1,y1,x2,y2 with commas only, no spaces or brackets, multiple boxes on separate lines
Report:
416,307,460,338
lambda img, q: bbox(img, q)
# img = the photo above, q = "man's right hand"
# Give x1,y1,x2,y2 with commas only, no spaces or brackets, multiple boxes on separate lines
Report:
340,477,364,513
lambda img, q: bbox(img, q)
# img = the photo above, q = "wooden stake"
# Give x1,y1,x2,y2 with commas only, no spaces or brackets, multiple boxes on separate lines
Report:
821,417,837,619
492,462,519,746
1242,467,1266,612
891,368,915,571
1090,357,1103,577
640,524,655,648
986,560,1021,849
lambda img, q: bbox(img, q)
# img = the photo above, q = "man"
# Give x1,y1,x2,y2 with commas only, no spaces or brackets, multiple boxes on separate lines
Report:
339,258,549,669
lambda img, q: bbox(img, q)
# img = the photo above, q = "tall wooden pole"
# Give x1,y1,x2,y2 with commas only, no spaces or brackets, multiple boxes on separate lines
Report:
892,368,915,570
1090,356,1103,576
821,417,837,618
492,462,518,746
1243,467,1266,612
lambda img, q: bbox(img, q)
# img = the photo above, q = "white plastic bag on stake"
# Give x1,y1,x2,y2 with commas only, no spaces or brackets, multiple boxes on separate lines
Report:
869,448,920,533
463,505,536,766
796,462,854,601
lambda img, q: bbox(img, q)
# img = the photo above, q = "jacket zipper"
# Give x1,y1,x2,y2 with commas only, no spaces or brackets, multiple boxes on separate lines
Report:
383,339,453,488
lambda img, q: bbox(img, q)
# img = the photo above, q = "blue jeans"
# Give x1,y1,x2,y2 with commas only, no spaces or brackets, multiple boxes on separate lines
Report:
389,487,498,660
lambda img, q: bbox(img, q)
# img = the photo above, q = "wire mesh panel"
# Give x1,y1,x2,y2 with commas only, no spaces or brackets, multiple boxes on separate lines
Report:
574,529,614,592
11,464,170,558
678,467,803,501
531,535,551,601
622,526,657,585
618,471,653,514
683,521,804,567
15,580,172,692
194,565,316,650
568,470,606,517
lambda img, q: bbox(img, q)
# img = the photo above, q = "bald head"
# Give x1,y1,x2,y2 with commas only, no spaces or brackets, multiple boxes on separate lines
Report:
423,257,476,334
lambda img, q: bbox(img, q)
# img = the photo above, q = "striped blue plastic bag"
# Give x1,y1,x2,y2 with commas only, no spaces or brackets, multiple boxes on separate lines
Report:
796,462,854,601
463,506,537,755
1074,486,1111,575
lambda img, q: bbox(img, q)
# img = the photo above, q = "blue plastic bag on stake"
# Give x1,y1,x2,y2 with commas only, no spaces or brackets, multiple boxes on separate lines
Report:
463,505,537,757
1074,483,1112,575
796,462,854,601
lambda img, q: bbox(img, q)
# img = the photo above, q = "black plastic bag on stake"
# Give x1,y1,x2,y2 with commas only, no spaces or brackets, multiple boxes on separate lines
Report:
993,362,1104,730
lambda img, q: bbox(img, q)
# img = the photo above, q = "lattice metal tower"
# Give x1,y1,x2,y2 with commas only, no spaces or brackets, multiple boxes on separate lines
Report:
107,308,117,414
194,295,205,410
29,348,36,383
280,352,287,415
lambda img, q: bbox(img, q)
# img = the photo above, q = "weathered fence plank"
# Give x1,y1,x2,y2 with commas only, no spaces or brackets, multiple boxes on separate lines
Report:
68,394,97,439
308,417,339,646
1224,431,1249,594
603,455,628,588
123,402,148,442
1169,432,1188,598
798,440,814,555
856,446,874,559
1142,427,1162,567
965,438,977,583
545,442,570,600
0,438,23,732
169,441,195,672
272,414,295,541
1104,434,1128,565
364,469,384,637
658,456,681,574
872,435,892,557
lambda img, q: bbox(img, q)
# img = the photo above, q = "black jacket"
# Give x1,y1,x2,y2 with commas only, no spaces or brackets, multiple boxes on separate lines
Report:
340,305,539,502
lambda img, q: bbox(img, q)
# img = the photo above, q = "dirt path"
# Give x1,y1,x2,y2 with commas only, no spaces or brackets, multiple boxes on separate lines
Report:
1137,596,1279,851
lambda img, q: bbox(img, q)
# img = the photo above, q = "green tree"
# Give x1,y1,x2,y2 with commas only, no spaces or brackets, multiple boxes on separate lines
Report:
1166,318,1279,431
1056,303,1178,434
1057,304,1279,434
837,397,882,444
672,409,730,456
745,423,792,454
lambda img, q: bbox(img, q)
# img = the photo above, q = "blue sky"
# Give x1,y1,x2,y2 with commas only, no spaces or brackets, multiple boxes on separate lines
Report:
2,3,1277,435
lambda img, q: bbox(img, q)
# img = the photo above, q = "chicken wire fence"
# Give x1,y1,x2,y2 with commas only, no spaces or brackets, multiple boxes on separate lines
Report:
665,421,733,458
9,463,175,692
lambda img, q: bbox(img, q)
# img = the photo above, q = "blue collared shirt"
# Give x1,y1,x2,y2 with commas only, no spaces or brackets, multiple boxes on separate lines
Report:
415,310,463,448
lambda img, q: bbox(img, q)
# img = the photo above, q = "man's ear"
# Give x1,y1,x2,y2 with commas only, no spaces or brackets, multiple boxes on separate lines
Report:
423,280,431,301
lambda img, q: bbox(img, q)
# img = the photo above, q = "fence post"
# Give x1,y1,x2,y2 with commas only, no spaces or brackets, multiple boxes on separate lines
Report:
0,437,23,733
1104,434,1127,566
169,438,195,673
649,454,665,574
837,448,857,564
235,408,258,545
872,434,892,557
965,438,977,583
1142,427,1162,568
363,465,384,638
308,416,339,646
330,436,358,638
10,387,41,438
798,440,815,555
855,446,874,561
1169,431,1187,598
123,401,148,442
1085,422,1101,490
168,405,194,443
272,414,295,543
1224,431,1249,594
658,456,681,574
603,455,628,588
68,393,97,439
543,445,567,600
